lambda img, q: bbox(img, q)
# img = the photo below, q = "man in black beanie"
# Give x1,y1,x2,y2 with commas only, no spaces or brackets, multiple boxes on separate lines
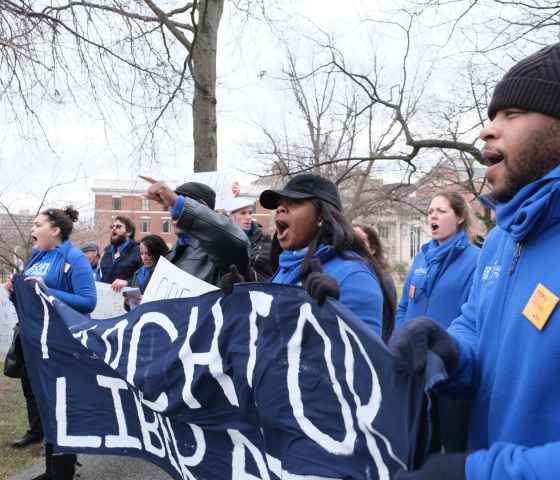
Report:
143,177,249,285
393,43,560,480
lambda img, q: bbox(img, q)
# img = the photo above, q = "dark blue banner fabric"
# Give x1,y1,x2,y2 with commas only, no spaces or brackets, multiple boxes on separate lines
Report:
14,277,434,480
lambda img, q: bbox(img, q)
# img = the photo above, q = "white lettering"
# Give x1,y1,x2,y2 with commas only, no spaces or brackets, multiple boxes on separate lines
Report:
157,414,183,477
287,303,356,455
35,284,53,359
229,429,271,480
97,375,141,449
247,291,274,387
338,318,404,478
101,319,128,369
166,417,205,480
56,377,102,447
72,325,97,348
179,301,239,408
131,391,165,457
127,312,178,412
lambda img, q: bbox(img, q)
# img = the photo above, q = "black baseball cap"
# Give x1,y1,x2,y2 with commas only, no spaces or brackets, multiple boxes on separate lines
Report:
174,182,216,210
260,174,342,211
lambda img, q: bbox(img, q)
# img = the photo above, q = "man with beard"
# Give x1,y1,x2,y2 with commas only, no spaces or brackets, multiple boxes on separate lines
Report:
143,178,250,285
97,216,142,289
225,196,273,282
392,43,560,479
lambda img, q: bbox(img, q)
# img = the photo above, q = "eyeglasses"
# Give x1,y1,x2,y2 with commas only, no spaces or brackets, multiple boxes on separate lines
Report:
110,224,125,230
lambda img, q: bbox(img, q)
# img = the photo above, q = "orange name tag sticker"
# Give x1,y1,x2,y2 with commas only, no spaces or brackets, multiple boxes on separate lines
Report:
114,251,121,260
63,262,71,273
522,283,559,331
409,285,416,299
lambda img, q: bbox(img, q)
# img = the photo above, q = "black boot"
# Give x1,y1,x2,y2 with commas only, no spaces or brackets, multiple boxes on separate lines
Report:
31,443,53,480
51,453,76,480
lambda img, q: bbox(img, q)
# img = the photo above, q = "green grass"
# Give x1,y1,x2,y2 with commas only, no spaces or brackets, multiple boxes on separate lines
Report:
0,362,42,479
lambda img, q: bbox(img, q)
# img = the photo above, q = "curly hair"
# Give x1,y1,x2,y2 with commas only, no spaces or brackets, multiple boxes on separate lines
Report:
41,206,79,241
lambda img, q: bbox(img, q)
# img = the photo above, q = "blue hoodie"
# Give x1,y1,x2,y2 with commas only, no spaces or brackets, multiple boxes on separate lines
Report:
25,240,97,314
443,165,560,479
272,245,383,335
396,229,479,329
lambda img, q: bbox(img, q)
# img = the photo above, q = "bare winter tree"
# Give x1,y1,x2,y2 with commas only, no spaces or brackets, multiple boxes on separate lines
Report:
0,0,225,171
256,19,488,221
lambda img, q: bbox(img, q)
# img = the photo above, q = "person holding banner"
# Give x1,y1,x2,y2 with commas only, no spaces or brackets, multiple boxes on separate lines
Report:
394,190,480,453
118,234,169,309
258,174,394,340
6,205,96,480
392,43,560,480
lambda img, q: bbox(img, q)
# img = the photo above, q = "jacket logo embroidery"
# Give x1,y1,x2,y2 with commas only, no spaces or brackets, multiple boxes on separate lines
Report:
482,264,501,282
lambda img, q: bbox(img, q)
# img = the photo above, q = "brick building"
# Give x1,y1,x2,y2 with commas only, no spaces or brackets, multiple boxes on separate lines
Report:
92,174,275,251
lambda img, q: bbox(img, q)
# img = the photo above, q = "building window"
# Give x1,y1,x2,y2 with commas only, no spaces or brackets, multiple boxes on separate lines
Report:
377,223,389,240
112,197,122,211
410,225,422,259
162,219,171,233
140,219,150,233
141,198,150,211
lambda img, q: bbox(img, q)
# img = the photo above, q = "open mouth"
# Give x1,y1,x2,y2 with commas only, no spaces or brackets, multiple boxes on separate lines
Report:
276,220,289,241
31,234,38,243
480,148,504,166
430,223,439,234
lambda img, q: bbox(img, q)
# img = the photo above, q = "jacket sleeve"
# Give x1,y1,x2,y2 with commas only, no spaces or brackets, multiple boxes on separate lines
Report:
339,270,383,336
49,254,97,314
395,271,411,329
466,442,560,479
395,253,423,329
174,196,250,276
441,264,480,395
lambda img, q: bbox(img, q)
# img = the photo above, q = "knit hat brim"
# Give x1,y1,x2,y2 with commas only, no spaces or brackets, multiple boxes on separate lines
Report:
488,76,560,120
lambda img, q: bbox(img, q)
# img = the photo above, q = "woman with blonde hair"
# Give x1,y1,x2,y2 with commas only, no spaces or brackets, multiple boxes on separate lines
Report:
396,190,479,330
394,190,480,453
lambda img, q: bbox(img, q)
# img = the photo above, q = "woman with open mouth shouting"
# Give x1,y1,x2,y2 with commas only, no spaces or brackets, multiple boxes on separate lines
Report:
6,206,96,480
394,190,480,454
258,173,395,341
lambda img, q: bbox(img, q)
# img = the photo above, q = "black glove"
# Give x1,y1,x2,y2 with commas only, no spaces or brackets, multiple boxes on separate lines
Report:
389,317,459,376
303,258,340,306
218,265,245,296
394,453,467,480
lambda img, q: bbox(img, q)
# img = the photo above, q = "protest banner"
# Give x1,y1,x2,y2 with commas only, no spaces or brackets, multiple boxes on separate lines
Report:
15,278,441,480
141,257,217,303
0,286,18,357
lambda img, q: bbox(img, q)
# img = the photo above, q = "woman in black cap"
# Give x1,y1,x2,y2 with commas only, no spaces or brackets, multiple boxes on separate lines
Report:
259,173,394,341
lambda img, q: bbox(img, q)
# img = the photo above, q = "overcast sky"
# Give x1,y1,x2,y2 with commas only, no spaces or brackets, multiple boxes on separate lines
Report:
0,0,549,218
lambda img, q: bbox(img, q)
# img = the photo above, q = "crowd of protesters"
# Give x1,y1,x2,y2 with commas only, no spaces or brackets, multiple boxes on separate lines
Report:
4,42,560,480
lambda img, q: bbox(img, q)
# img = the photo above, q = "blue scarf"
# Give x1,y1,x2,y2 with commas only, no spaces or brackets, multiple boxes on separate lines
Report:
272,244,336,285
176,233,190,247
414,229,470,300
136,265,154,291
496,164,560,242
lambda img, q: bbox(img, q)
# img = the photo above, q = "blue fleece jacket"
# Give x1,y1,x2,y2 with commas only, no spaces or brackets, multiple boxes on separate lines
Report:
395,229,479,329
271,245,383,335
25,240,97,314
443,165,560,480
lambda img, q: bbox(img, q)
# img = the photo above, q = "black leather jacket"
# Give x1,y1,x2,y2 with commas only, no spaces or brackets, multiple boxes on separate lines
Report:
167,197,250,286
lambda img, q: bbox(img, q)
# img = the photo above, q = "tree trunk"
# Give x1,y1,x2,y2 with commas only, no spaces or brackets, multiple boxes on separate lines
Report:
192,0,223,172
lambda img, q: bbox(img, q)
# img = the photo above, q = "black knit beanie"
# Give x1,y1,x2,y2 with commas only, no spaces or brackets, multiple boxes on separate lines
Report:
488,43,560,120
